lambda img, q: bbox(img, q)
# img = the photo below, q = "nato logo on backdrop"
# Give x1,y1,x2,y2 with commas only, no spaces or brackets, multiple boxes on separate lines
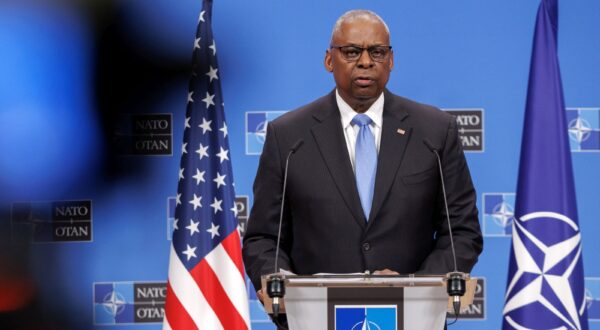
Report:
445,109,484,152
482,193,515,237
234,195,250,236
567,108,600,152
167,195,248,240
11,200,92,243
586,277,600,321
245,111,287,155
114,114,173,155
93,282,166,325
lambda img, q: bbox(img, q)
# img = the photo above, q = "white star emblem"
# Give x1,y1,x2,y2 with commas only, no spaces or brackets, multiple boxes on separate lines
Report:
209,40,216,55
102,291,126,316
198,10,205,22
185,117,191,128
585,289,593,309
206,66,219,82
210,197,223,214
206,222,220,239
216,147,229,163
182,244,197,261
186,219,200,236
202,92,215,109
492,201,514,228
503,211,584,330
230,203,238,217
213,172,226,188
187,91,194,103
192,168,206,185
194,37,201,50
181,142,187,154
568,117,592,143
255,120,268,143
220,123,228,138
195,143,209,160
199,117,212,134
178,168,184,181
173,218,179,230
176,193,181,205
189,194,202,210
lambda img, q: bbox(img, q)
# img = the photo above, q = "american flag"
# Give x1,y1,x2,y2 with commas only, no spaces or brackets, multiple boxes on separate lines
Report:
163,1,250,329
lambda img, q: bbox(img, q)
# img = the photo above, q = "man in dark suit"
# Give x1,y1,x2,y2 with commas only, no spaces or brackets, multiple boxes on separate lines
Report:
243,10,483,299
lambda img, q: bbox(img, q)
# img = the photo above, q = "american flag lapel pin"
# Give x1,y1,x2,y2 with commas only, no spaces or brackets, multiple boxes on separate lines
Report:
397,128,405,135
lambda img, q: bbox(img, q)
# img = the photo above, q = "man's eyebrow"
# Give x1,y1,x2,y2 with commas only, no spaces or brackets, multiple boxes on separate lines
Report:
336,44,389,48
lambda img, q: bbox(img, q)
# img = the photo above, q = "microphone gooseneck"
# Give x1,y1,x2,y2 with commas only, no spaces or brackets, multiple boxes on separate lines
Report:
423,140,458,273
423,139,466,322
273,139,303,275
267,139,304,321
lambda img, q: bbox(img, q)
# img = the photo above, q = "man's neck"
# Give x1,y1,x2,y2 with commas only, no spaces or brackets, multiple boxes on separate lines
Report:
351,101,375,113
337,90,383,113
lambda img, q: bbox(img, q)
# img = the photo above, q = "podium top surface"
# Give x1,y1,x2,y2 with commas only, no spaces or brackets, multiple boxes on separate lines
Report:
262,274,454,288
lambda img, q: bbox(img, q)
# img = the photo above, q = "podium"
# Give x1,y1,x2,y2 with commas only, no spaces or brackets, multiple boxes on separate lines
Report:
261,274,477,330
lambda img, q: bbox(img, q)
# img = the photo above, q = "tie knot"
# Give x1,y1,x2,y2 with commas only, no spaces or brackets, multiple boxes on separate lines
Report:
351,114,373,127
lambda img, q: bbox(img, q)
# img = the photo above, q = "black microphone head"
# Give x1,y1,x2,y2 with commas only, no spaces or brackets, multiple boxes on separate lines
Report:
422,139,438,153
290,139,304,153
266,275,286,299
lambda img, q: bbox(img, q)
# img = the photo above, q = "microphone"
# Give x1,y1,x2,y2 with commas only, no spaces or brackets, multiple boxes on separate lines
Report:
423,139,466,319
267,139,304,319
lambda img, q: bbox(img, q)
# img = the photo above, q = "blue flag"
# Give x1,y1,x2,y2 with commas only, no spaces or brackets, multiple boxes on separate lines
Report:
502,1,588,329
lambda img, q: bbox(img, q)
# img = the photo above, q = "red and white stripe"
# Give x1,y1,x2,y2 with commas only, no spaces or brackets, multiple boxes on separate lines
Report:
164,231,250,330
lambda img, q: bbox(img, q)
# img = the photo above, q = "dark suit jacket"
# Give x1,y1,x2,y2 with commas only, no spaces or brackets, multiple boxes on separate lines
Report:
243,89,483,290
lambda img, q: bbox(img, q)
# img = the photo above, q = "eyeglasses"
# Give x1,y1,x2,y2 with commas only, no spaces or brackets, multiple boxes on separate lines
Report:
330,45,392,62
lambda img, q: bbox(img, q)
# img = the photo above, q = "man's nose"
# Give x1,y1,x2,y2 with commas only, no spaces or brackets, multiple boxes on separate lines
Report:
356,49,375,68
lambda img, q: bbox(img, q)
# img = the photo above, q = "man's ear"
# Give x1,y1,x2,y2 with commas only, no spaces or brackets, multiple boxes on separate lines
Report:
324,50,334,72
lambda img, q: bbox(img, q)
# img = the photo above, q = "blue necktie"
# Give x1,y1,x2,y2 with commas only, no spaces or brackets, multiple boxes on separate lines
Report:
352,114,377,221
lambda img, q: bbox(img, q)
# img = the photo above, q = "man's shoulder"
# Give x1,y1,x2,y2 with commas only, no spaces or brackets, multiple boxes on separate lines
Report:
386,91,454,124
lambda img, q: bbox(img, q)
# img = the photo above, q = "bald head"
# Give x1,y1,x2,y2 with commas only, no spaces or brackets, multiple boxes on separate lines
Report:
330,10,390,46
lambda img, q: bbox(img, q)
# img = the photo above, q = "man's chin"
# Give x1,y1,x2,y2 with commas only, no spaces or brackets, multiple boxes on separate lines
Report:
352,91,380,102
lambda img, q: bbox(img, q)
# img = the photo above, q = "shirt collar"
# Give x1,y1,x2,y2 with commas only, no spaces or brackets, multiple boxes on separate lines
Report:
336,89,384,129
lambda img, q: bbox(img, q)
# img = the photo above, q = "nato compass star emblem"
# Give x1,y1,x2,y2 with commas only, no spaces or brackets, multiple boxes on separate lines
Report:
492,201,514,228
568,117,592,143
585,289,593,310
102,291,126,317
503,211,586,329
254,120,268,144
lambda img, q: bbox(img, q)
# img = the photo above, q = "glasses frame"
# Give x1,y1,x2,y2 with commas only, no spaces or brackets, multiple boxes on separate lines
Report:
330,45,393,62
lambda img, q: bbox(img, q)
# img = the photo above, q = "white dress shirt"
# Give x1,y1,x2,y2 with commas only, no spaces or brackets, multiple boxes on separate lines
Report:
336,89,384,171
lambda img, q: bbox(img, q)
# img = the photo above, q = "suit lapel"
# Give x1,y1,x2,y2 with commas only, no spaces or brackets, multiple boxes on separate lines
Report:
311,93,367,230
367,92,411,226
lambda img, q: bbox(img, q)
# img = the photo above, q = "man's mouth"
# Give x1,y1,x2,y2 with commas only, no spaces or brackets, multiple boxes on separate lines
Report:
354,76,375,87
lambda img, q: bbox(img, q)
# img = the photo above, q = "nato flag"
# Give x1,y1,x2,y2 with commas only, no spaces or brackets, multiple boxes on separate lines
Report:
502,0,589,329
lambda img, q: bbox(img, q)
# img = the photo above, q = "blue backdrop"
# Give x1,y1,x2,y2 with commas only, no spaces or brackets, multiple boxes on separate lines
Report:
1,0,599,329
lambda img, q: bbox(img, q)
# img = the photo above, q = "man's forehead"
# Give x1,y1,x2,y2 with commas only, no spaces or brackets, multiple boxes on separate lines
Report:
333,19,390,44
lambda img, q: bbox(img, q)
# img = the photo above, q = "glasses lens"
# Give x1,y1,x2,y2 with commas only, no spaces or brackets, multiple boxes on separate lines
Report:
368,46,389,61
340,46,362,61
